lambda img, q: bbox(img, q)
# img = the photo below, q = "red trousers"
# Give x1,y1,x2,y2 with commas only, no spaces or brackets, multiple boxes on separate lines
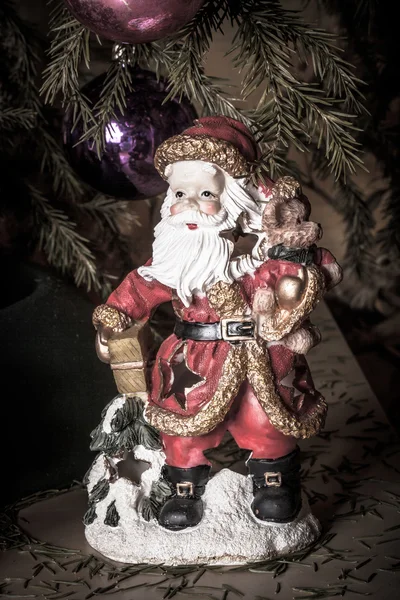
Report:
161,381,297,467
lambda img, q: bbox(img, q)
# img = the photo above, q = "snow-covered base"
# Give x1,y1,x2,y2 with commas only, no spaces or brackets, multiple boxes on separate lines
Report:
85,455,321,566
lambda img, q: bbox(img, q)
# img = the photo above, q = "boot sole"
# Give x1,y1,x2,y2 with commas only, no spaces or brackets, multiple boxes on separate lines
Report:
251,501,302,524
158,522,200,531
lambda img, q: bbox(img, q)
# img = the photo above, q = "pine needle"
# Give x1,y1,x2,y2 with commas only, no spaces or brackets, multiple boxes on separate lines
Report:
39,126,85,200
163,0,256,130
78,194,140,233
333,176,376,283
0,0,41,112
231,0,366,179
30,185,100,292
0,107,37,130
41,1,94,131
78,45,136,157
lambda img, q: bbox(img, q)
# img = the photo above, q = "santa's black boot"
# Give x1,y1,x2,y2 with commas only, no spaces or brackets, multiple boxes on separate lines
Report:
158,465,211,531
247,448,302,523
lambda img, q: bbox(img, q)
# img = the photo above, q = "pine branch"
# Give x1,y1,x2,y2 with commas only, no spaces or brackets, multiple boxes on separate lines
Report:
41,0,94,131
163,1,257,132
252,93,303,179
168,58,248,125
30,185,100,291
78,44,136,157
232,0,366,180
39,125,85,200
0,0,41,112
334,177,376,281
166,0,226,56
231,15,309,174
294,31,365,115
250,0,367,114
305,147,376,284
376,181,400,264
76,39,186,155
0,107,36,130
317,0,378,35
122,41,172,79
290,87,363,177
1,1,86,202
78,194,141,233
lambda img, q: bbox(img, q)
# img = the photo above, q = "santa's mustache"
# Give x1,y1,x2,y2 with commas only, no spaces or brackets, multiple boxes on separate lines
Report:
161,207,230,229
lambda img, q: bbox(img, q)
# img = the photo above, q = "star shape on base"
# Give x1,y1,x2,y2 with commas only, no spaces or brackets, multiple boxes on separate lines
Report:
117,451,151,486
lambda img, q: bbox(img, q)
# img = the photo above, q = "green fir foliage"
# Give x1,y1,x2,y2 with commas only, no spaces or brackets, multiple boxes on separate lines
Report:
41,0,366,182
104,500,120,527
0,0,133,292
2,0,399,305
82,503,97,526
90,395,162,455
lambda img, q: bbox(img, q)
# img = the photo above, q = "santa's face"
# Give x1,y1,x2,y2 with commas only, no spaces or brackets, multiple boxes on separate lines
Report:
167,161,226,222
137,160,263,306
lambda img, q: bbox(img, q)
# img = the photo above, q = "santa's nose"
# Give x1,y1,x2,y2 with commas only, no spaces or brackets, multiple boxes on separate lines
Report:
170,199,200,215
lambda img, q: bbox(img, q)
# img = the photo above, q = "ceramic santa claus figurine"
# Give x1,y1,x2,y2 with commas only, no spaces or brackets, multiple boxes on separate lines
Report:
92,116,342,532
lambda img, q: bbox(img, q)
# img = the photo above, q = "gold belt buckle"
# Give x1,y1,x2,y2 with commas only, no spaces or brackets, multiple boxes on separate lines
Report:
264,472,282,487
220,318,255,341
176,482,194,496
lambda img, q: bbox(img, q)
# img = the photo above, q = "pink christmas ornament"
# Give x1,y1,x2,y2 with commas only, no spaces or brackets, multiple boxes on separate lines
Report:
63,0,206,44
62,67,197,200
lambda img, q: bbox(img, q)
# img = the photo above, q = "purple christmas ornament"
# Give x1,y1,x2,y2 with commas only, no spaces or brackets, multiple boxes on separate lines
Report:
63,0,206,44
62,68,197,200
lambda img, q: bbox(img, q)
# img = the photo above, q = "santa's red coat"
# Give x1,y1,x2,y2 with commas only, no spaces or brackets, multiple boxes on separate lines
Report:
104,248,340,446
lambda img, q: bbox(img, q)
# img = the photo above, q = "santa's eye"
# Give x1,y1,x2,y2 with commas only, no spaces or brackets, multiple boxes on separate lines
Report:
201,191,214,198
175,191,184,199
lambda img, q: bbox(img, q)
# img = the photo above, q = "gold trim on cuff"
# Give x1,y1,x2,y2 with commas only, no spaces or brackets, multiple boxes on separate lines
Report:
92,304,132,333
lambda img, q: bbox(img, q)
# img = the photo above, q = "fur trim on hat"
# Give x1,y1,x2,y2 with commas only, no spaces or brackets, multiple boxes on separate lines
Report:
154,133,250,179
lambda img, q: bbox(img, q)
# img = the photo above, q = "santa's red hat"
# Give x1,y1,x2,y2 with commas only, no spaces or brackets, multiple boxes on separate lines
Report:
154,116,261,179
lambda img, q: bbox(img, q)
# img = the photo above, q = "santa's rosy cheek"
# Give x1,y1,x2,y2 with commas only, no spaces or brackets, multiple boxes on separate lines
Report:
170,200,221,215
170,203,185,215
200,201,221,215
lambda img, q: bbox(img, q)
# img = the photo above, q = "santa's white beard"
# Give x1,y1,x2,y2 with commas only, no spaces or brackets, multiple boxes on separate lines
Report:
138,209,235,307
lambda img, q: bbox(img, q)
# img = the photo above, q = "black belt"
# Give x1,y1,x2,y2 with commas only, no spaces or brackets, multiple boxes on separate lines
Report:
174,318,255,342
